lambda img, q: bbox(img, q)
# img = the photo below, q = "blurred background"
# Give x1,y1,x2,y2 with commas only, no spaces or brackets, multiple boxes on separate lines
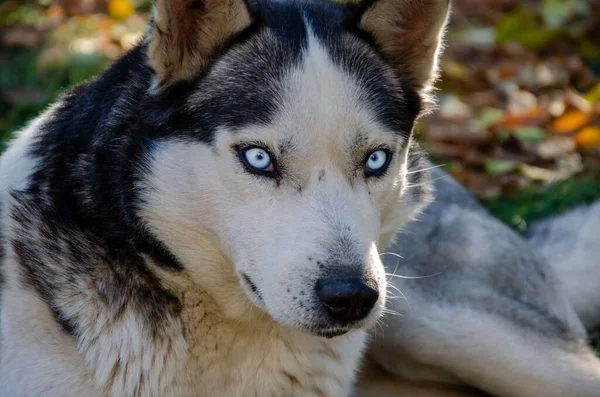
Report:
1,0,599,230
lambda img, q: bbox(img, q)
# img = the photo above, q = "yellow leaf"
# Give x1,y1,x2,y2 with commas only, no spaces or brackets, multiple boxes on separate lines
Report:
108,0,134,20
552,109,589,134
585,84,600,104
575,127,600,150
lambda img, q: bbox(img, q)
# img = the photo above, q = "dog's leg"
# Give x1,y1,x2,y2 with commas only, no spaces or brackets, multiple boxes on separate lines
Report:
367,168,600,397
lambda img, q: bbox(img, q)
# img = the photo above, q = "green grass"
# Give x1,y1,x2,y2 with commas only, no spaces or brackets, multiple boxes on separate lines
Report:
482,169,600,231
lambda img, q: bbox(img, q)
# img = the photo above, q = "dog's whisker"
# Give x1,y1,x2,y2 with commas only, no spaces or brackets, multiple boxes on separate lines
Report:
406,163,445,175
386,272,441,280
375,318,386,338
381,252,403,283
406,175,447,189
382,308,403,317
384,295,405,300
380,252,403,259
406,182,430,189
386,283,411,310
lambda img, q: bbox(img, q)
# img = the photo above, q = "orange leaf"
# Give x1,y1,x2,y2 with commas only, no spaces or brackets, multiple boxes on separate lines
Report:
46,4,64,19
108,0,134,20
499,108,545,128
552,109,590,134
574,127,600,150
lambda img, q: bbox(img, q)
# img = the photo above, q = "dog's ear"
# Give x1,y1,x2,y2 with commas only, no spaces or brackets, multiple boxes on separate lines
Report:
348,0,450,99
147,0,254,90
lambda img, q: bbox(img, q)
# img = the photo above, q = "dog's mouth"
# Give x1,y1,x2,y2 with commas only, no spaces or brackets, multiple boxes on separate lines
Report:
242,273,263,301
315,329,349,339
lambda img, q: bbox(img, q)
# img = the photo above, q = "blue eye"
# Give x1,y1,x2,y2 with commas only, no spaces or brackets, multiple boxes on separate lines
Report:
242,147,274,172
365,150,390,176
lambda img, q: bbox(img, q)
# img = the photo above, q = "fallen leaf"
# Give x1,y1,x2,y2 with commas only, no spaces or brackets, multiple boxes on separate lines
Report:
574,126,600,149
427,142,467,159
108,0,134,20
1,26,42,48
535,136,576,159
548,97,566,117
439,95,473,120
470,108,504,130
518,164,562,182
518,28,563,51
496,9,536,44
485,159,517,175
552,109,590,133
442,61,470,81
565,90,592,113
455,27,496,46
541,0,586,29
507,89,538,114
514,126,545,143
46,4,65,24
499,108,546,128
584,84,600,103
426,123,490,144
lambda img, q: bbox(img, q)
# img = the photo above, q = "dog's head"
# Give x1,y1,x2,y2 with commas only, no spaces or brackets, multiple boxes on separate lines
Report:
138,0,448,337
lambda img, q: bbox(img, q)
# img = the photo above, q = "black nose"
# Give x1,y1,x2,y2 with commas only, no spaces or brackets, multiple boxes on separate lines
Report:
316,277,379,325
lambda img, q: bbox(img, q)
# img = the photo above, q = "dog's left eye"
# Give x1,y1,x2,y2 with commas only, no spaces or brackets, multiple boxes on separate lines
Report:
365,150,391,177
240,146,276,175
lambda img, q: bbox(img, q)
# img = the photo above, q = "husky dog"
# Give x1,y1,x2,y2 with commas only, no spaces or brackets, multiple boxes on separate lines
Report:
0,0,448,395
2,0,600,396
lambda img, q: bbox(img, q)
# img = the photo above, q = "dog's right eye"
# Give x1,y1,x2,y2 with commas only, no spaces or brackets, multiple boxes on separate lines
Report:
238,146,278,178
244,147,272,170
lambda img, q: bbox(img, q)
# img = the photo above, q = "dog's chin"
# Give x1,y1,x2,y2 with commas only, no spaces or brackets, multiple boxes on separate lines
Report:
296,315,378,339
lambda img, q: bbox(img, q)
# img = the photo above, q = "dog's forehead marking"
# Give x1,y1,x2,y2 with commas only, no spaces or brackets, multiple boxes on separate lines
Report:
181,2,419,145
259,26,402,160
210,25,406,191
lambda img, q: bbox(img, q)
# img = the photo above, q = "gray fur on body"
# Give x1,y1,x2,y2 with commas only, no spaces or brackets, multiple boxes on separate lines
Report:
369,166,600,397
528,200,600,331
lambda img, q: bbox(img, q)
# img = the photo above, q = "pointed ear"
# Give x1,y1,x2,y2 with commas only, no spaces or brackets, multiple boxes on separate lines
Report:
147,0,254,90
351,0,450,99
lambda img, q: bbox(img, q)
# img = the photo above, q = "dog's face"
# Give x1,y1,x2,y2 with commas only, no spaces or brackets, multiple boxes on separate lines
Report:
138,0,448,337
